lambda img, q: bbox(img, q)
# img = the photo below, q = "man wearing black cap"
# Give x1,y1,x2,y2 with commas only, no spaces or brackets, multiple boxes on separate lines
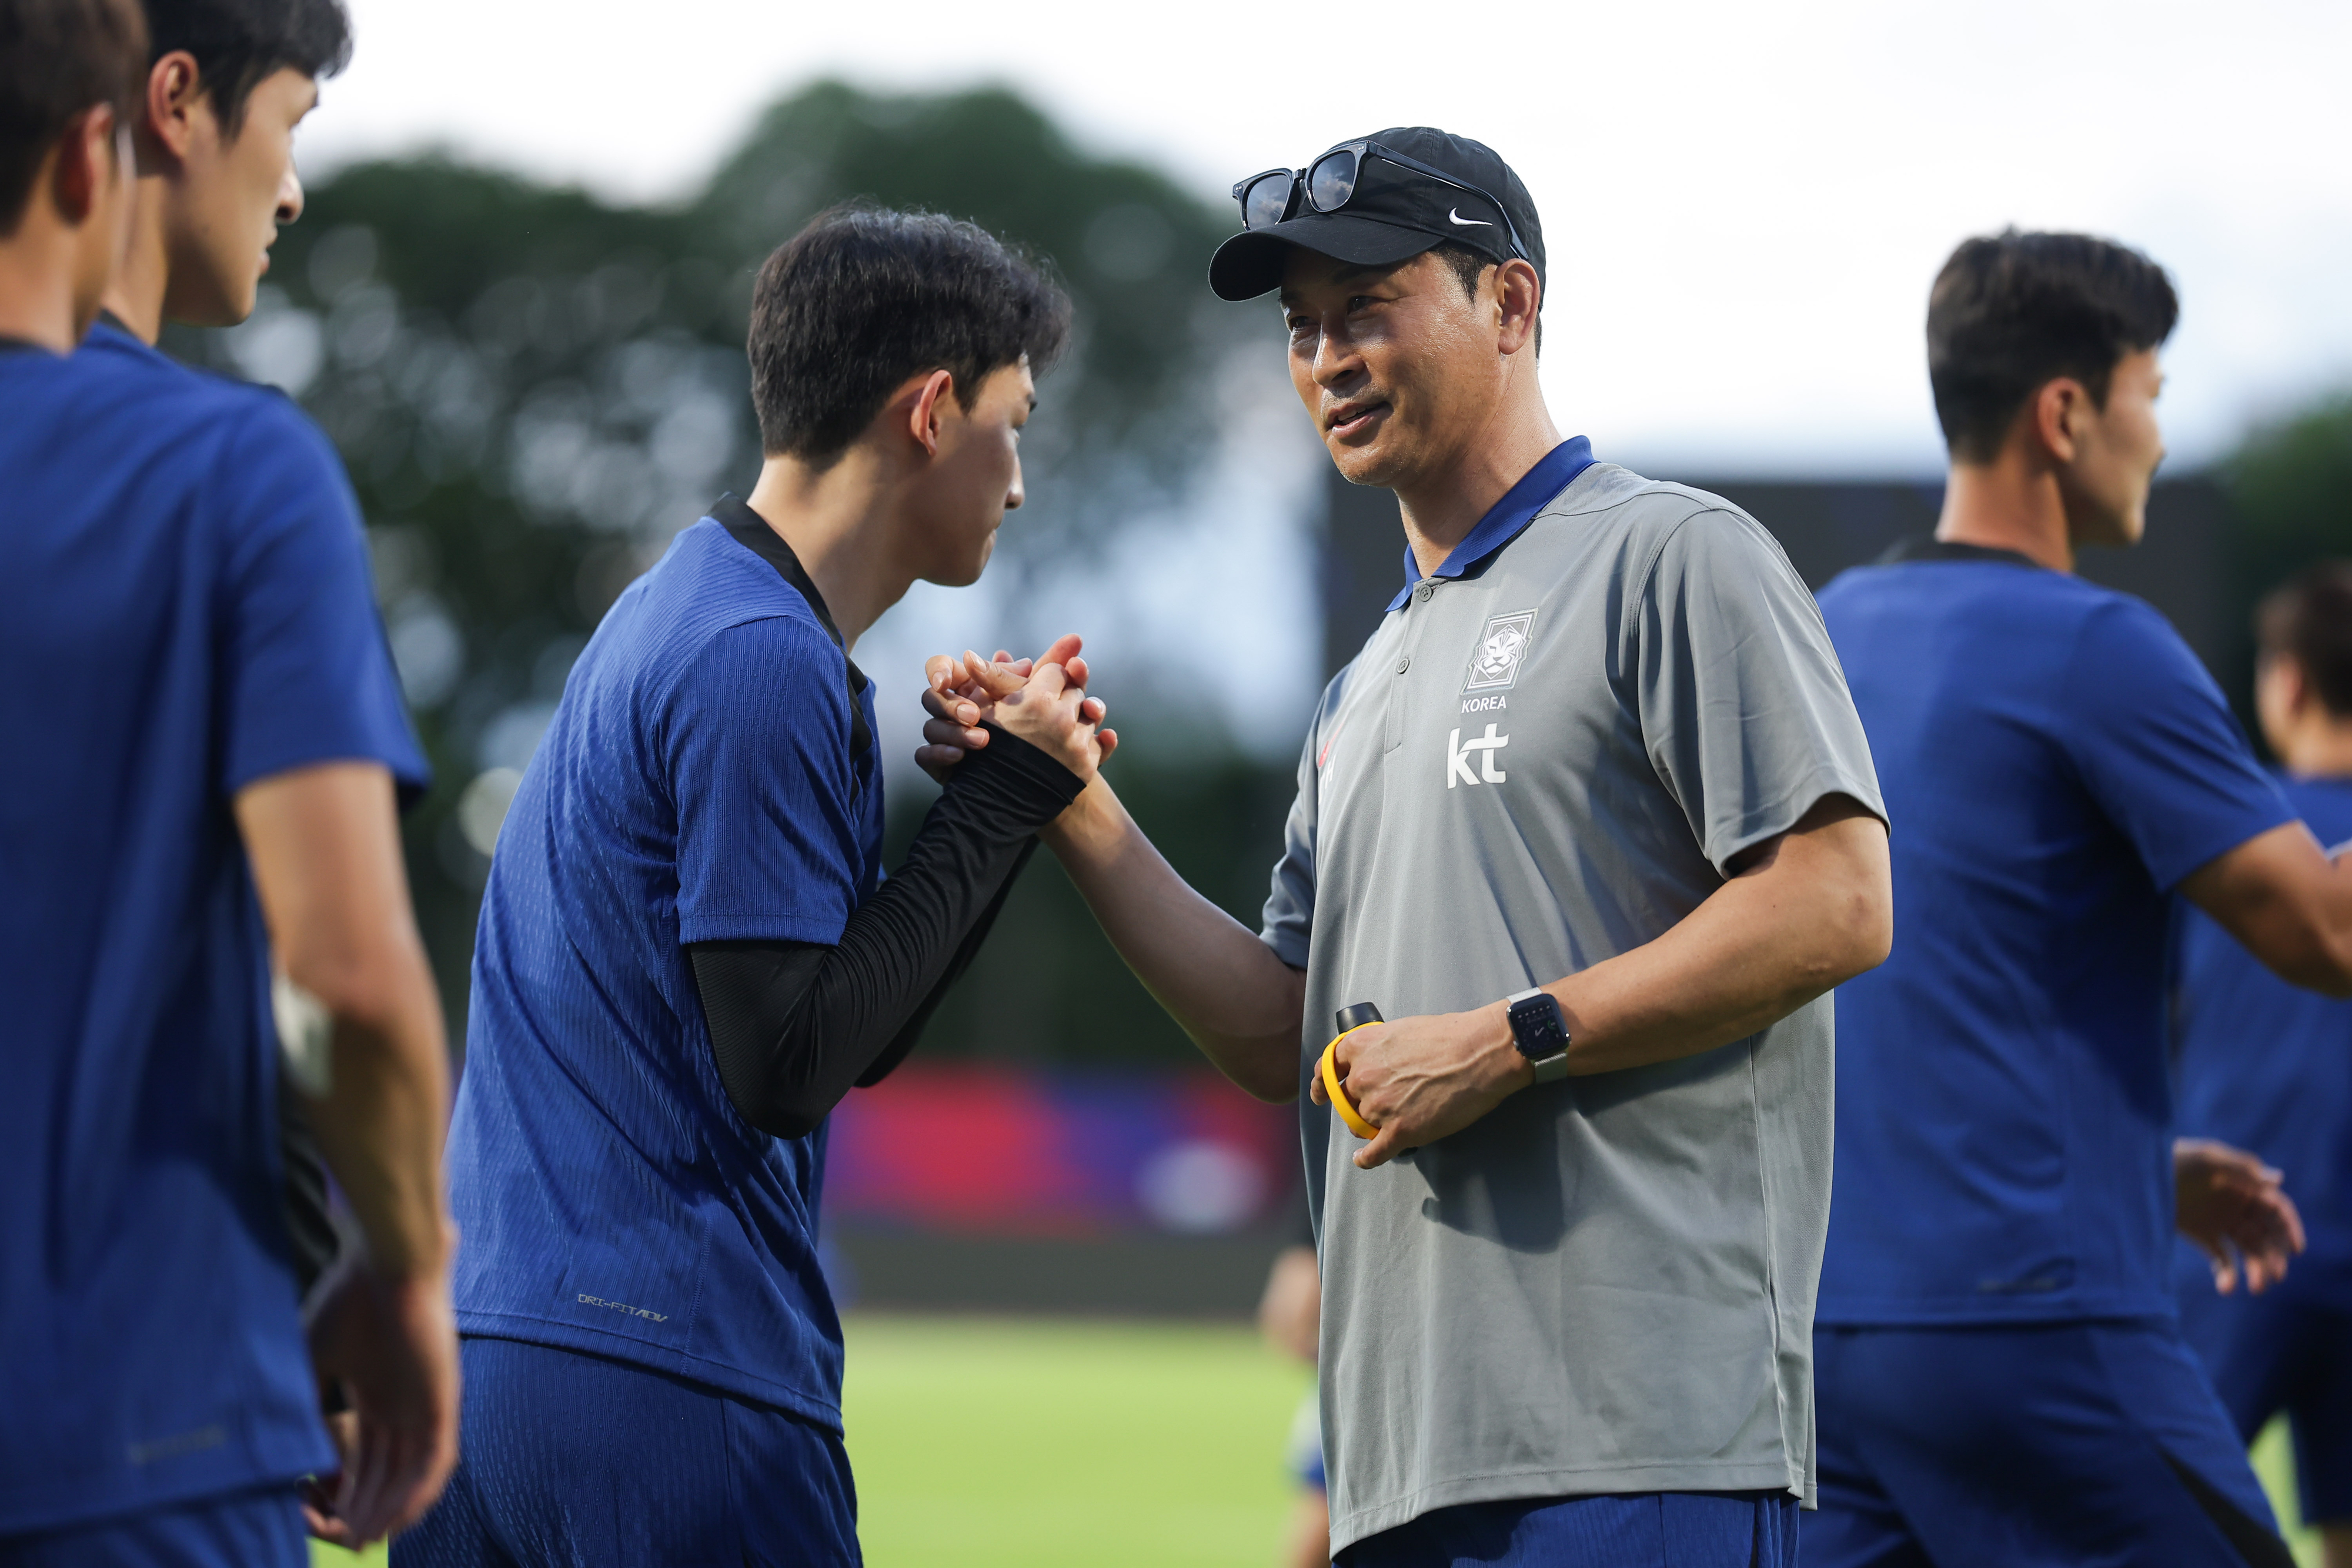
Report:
923,128,1893,1566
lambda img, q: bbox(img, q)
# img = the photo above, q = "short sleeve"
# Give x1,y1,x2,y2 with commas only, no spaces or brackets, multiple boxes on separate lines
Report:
216,396,429,803
1634,509,1886,872
670,616,868,947
2061,598,2293,891
1259,667,1347,969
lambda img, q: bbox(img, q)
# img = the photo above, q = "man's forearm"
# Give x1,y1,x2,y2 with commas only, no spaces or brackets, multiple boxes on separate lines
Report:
1323,797,1890,1168
1548,798,1892,1075
1041,778,1304,1101
296,969,453,1282
236,764,454,1283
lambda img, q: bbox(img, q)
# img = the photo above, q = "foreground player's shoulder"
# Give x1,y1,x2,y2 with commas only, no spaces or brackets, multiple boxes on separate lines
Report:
101,330,354,520
64,325,250,445
194,367,347,487
83,325,312,437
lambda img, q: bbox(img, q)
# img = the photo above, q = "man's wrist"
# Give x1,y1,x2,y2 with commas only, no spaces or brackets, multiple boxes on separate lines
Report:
1039,774,1120,858
359,1211,456,1286
1481,1001,1536,1094
1502,987,1573,1084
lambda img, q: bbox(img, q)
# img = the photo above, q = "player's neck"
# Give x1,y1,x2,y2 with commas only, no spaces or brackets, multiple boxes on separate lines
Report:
94,176,171,346
1392,378,1561,579
1935,456,2076,574
2277,716,2352,780
742,454,914,650
0,226,86,353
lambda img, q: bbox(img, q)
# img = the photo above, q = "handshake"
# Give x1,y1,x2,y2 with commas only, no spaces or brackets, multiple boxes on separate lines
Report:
914,631,1118,795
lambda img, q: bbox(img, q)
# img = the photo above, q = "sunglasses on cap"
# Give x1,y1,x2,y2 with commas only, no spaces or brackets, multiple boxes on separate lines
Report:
1230,139,1532,266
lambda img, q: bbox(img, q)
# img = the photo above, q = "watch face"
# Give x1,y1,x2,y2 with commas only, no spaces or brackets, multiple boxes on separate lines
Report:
1510,995,1567,1058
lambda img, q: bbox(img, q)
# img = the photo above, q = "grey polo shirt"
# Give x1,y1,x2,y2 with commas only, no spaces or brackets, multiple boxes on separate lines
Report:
1260,460,1883,1553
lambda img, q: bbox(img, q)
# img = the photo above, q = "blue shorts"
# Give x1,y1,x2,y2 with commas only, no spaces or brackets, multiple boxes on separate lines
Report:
1336,1491,1796,1567
0,1485,304,1568
1808,1319,2294,1568
392,1336,858,1568
2179,1263,2352,1526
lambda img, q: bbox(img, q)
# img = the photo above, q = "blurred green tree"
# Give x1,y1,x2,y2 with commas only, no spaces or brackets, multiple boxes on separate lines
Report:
170,79,1284,1052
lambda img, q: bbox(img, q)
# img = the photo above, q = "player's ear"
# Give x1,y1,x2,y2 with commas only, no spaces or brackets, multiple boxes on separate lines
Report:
139,52,206,166
53,106,113,224
1495,259,1539,356
906,369,954,460
2278,654,2310,718
2031,376,2085,466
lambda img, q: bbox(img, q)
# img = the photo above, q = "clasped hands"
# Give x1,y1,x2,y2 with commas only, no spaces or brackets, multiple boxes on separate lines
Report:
918,632,1117,787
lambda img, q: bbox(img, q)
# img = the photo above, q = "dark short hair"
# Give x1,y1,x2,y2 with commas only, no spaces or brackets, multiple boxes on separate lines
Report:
749,205,1071,464
0,0,147,233
141,0,350,134
2257,562,2352,718
1927,230,2179,463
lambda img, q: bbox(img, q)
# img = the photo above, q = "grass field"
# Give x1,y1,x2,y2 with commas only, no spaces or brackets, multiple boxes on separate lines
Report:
312,1315,2318,1566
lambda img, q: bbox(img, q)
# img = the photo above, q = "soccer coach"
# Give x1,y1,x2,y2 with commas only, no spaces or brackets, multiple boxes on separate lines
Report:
924,128,1893,1565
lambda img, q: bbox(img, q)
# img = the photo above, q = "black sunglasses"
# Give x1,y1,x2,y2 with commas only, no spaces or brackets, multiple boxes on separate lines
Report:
1230,140,1531,266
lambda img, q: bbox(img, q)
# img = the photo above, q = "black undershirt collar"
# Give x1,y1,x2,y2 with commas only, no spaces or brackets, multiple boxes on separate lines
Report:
709,492,873,768
1877,536,2044,571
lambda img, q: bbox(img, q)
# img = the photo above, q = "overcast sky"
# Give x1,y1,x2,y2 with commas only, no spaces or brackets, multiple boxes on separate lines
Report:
292,0,2352,764
303,0,2352,477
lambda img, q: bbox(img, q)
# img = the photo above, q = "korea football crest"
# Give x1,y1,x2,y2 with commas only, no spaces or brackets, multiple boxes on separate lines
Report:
1462,610,1535,693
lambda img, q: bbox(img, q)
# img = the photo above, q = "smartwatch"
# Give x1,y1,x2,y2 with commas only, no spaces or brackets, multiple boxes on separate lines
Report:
1505,987,1572,1083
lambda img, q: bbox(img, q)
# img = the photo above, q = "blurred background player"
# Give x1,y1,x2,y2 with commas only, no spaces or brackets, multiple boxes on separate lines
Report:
1257,1203,1326,1568
405,207,1110,1566
102,0,460,1546
2174,563,2352,1568
99,5,435,1541
925,127,1892,1567
1809,230,2352,1568
0,0,460,1559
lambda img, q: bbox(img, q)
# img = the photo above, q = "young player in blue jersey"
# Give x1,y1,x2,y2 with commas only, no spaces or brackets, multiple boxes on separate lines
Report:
0,0,459,1562
2176,564,2352,1568
1808,231,2352,1568
402,208,1111,1566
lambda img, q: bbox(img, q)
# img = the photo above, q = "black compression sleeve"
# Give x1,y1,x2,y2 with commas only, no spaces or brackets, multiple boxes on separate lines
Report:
690,725,1081,1138
853,836,1038,1088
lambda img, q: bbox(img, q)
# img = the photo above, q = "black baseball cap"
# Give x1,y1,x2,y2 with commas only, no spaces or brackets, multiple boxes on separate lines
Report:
1207,127,1546,303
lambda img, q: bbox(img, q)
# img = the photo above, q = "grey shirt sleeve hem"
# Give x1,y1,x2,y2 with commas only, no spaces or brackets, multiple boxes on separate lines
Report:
1704,765,1889,876
1258,924,1312,971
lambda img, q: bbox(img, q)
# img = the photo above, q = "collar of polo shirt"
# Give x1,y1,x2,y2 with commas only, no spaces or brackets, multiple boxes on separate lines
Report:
1390,436,1595,611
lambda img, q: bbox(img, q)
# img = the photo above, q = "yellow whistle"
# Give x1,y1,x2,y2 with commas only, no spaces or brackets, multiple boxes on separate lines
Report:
1319,1002,1384,1141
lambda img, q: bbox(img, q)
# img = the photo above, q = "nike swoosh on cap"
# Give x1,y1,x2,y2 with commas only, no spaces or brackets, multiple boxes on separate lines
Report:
1448,209,1493,228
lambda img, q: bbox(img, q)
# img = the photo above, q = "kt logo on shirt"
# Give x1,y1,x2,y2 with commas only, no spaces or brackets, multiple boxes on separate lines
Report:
1447,724,1509,788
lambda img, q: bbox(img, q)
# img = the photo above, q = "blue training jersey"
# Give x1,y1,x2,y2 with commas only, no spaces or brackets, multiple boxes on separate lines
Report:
1815,544,2293,1325
0,326,426,1532
2173,773,2352,1308
447,506,883,1429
